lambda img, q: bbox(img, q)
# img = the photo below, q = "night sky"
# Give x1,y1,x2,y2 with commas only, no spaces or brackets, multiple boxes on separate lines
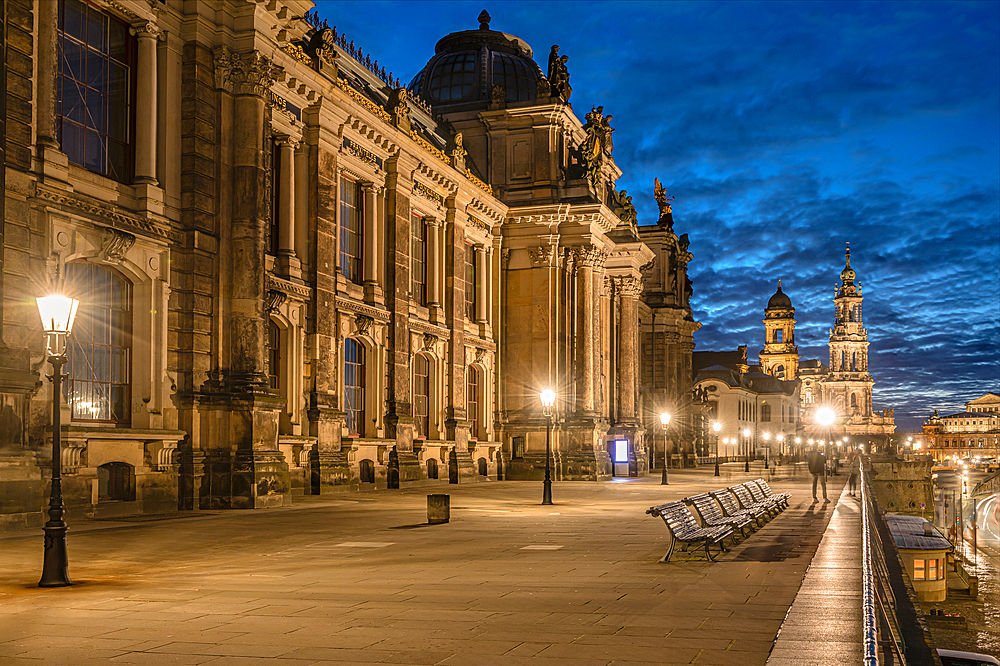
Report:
314,1,1000,431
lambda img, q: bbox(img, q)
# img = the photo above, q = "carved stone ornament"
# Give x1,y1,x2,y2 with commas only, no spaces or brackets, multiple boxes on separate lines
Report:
536,75,551,98
474,347,488,365
421,333,438,353
100,227,136,265
265,289,287,314
491,84,506,108
355,314,374,337
129,21,163,40
573,246,607,269
388,88,411,132
613,276,643,299
213,46,235,92
449,132,467,173
500,248,511,268
228,51,282,98
528,245,555,267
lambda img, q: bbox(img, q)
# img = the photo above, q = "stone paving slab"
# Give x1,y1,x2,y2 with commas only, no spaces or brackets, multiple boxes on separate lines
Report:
1,465,850,665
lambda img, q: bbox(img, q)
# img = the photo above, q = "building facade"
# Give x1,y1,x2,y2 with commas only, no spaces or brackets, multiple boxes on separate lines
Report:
1,1,696,525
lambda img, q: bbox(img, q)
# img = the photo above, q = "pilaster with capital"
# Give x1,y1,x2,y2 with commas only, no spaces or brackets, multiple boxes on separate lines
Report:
572,246,607,414
275,137,301,279
614,276,643,420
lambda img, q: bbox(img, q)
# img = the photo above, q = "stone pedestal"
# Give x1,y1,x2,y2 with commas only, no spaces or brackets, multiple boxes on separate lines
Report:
310,450,350,494
447,447,478,484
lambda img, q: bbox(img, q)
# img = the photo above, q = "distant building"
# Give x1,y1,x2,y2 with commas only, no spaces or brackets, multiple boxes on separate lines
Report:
966,392,1000,415
921,406,1000,461
757,246,895,443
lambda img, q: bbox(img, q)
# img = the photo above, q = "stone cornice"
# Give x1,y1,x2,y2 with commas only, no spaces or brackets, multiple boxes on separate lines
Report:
34,184,176,244
266,274,311,301
334,297,391,322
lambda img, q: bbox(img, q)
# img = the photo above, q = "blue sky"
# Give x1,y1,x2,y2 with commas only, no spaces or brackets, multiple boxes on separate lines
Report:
314,1,1000,430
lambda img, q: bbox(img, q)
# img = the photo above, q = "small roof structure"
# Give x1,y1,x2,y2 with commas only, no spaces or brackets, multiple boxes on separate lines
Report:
884,515,952,551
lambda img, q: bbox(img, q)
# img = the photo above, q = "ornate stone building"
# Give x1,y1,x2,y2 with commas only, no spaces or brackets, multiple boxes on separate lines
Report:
922,401,1000,462
1,1,694,525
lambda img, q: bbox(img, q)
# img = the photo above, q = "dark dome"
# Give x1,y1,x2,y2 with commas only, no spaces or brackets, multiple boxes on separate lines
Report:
408,11,544,110
766,282,793,311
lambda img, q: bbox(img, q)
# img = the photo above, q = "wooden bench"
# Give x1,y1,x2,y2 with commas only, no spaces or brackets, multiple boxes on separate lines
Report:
729,484,781,519
743,481,786,513
646,501,733,562
685,493,753,539
754,478,791,508
711,488,769,527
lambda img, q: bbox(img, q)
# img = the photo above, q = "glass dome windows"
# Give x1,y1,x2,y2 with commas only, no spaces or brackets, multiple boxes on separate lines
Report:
426,52,476,102
492,53,536,102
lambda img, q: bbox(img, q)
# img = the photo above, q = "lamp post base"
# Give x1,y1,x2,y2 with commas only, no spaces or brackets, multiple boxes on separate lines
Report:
744,458,750,473
660,466,669,485
39,523,72,587
542,479,553,505
714,459,720,476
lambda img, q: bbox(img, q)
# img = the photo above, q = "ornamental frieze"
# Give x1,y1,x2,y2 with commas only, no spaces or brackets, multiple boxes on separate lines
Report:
573,246,608,268
528,245,555,266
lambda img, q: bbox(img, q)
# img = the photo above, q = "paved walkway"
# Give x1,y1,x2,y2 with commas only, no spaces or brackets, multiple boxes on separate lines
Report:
1,465,851,665
766,484,864,666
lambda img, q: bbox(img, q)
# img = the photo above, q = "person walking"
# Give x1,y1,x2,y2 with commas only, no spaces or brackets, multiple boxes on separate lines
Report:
807,446,828,502
848,451,861,497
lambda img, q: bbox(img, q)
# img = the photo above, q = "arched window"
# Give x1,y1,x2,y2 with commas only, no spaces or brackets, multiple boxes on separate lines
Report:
413,353,430,438
775,330,783,343
804,388,813,404
427,458,439,479
64,262,132,423
359,459,375,484
477,457,488,476
97,462,134,502
774,364,785,379
850,394,859,413
344,338,366,436
267,319,281,390
467,365,480,440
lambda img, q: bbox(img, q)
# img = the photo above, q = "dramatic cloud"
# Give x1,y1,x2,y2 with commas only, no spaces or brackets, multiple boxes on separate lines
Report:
316,0,1000,430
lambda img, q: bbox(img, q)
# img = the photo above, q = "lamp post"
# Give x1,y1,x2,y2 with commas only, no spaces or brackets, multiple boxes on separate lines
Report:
713,422,722,476
743,428,752,473
36,293,80,588
540,389,555,505
777,434,784,465
660,412,671,485
763,432,771,469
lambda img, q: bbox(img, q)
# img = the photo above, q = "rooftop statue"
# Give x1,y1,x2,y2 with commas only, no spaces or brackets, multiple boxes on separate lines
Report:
654,177,675,230
547,46,572,101
580,106,613,191
612,188,637,231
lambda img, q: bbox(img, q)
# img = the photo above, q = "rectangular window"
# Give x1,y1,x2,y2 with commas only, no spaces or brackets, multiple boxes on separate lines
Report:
761,404,771,422
57,0,136,182
913,559,925,580
512,436,525,459
411,215,427,306
413,354,429,438
344,338,365,436
339,177,364,284
928,558,938,581
465,243,477,320
267,320,280,390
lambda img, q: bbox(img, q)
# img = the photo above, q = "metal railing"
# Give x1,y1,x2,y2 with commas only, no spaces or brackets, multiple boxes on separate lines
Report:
861,464,908,665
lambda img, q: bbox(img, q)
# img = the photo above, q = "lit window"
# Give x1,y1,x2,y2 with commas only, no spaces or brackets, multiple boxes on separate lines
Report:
57,0,136,182
928,558,938,580
64,263,132,424
339,177,364,284
914,559,925,580
344,338,365,436
411,215,427,306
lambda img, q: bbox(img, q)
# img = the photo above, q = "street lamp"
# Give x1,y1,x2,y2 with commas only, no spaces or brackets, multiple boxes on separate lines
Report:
660,412,671,485
539,388,555,505
777,434,784,464
713,422,722,476
743,428,752,473
36,293,80,587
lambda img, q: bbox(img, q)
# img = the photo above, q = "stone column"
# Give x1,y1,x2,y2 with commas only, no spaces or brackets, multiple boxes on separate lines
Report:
426,217,441,308
475,245,488,323
363,184,380,302
574,247,603,413
276,138,301,279
131,22,162,185
616,277,643,421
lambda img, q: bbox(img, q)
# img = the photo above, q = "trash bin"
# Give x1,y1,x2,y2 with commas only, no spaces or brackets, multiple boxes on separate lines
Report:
427,494,450,524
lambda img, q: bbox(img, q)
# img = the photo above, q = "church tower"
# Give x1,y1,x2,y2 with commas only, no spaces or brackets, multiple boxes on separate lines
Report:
822,244,874,419
759,280,799,379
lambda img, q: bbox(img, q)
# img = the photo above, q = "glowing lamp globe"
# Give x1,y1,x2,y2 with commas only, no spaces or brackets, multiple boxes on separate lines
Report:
36,294,80,356
815,407,836,426
659,412,671,426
